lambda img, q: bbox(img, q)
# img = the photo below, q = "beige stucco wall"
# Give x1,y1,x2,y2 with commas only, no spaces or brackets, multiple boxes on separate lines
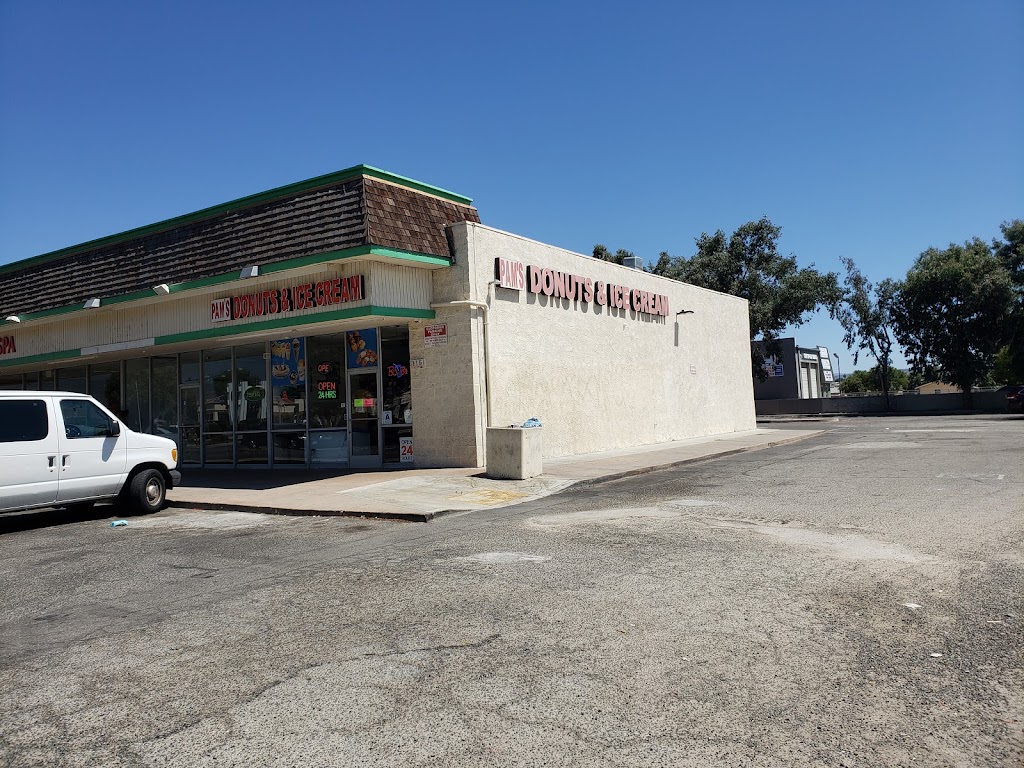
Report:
414,223,756,466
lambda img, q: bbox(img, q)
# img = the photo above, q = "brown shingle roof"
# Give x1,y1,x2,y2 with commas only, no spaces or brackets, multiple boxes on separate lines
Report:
0,172,480,317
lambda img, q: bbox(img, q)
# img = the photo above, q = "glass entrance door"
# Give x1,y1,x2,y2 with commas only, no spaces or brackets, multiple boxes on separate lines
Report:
348,371,379,467
179,384,201,465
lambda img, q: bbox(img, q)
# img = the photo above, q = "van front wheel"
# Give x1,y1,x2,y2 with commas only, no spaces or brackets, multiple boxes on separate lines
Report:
128,469,166,514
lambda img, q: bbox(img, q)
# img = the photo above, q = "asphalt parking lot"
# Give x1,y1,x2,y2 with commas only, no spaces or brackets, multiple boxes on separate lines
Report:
1,414,1021,767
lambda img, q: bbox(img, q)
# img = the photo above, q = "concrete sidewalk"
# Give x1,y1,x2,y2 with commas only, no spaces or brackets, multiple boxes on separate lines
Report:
166,427,823,522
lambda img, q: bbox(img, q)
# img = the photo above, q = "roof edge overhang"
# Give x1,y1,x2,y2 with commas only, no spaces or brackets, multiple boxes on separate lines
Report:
0,165,474,278
1,245,449,327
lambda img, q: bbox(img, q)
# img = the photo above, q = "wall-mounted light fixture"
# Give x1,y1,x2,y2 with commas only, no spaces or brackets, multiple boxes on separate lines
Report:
83,298,101,309
153,284,170,295
239,265,260,279
4,315,20,323
674,309,694,347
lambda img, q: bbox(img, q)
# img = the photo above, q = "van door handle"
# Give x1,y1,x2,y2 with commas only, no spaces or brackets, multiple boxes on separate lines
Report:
61,455,70,469
48,456,56,470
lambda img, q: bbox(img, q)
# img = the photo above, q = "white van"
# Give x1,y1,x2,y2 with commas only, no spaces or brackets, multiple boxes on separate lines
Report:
0,391,181,515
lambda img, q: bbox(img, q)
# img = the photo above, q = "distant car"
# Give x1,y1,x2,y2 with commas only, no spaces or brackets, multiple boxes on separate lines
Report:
1005,385,1024,413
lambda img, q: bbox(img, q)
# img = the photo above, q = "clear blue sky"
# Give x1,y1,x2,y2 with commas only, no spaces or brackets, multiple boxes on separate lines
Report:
2,0,1021,376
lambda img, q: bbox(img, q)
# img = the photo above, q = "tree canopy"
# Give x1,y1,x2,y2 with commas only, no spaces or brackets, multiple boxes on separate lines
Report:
650,217,840,377
993,219,1024,383
893,237,1014,405
839,365,910,394
836,257,900,409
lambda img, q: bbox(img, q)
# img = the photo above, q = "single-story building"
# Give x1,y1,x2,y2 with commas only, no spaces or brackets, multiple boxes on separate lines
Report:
0,166,756,469
753,338,835,400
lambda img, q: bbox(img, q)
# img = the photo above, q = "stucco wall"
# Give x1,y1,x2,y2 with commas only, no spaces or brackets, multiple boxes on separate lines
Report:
427,223,756,463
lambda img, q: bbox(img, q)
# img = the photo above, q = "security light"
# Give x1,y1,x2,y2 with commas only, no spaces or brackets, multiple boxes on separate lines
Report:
240,265,260,279
83,298,101,309
4,315,20,323
153,284,170,295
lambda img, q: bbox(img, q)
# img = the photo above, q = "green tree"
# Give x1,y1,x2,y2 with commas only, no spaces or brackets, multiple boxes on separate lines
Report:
893,238,1014,407
836,257,900,410
592,245,635,266
668,218,841,378
993,219,1024,382
838,365,908,394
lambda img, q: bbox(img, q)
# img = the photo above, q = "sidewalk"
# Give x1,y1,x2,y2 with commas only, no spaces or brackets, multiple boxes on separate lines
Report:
166,427,823,522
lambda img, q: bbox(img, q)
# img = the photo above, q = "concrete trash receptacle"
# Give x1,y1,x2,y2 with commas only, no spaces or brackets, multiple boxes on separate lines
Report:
486,427,543,480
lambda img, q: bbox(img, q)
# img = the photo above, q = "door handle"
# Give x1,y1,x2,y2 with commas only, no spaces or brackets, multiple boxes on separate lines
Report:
61,455,70,470
48,455,56,470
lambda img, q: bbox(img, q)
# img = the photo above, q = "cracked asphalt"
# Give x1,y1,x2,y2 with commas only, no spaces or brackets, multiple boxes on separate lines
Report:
1,414,1021,767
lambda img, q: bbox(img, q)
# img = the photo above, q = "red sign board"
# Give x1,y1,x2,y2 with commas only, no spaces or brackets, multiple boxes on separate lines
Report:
0,336,15,356
424,324,447,347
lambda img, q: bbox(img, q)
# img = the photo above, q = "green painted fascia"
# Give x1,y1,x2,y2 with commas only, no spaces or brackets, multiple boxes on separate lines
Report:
0,348,82,370
359,166,473,206
0,165,472,277
154,305,435,346
14,245,451,319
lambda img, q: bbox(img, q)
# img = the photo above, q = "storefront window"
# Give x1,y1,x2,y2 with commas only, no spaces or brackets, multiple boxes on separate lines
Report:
270,337,306,428
203,432,233,464
39,369,55,390
310,429,349,465
273,432,306,464
24,372,39,390
57,366,87,394
236,433,268,465
308,334,347,429
180,351,201,385
203,349,232,433
124,359,150,432
234,343,267,433
383,426,414,464
89,362,121,415
381,326,411,426
0,374,22,390
152,356,178,439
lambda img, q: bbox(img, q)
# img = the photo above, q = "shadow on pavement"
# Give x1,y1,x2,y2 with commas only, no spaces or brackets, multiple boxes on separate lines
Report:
176,466,440,491
0,504,124,536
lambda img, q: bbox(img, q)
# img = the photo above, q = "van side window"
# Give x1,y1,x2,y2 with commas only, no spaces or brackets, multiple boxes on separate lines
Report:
0,400,50,443
59,399,116,439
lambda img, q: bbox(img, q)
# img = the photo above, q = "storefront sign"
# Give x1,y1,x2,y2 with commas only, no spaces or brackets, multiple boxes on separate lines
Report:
494,258,669,318
387,363,409,378
316,381,339,400
496,257,526,290
211,275,365,322
0,336,15,356
400,437,414,463
424,324,448,346
244,386,266,402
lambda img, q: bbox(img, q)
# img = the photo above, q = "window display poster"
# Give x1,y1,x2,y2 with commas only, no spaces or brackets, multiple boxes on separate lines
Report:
346,328,379,369
270,337,306,386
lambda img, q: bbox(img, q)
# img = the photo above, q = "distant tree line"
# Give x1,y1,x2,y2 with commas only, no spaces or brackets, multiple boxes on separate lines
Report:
593,217,1023,408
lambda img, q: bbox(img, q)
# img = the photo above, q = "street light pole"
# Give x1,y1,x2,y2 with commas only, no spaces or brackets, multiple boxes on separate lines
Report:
833,353,842,391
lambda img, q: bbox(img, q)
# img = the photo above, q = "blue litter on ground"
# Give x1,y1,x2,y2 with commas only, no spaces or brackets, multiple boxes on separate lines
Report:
111,520,129,527
522,417,542,428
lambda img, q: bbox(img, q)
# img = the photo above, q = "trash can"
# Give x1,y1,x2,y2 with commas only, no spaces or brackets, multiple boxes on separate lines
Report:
486,427,543,480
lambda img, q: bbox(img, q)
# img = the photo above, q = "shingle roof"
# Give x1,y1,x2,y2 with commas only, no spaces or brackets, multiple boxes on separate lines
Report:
0,169,480,317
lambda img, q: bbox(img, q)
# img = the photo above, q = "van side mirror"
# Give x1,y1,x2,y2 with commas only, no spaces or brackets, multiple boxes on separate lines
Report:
109,420,121,437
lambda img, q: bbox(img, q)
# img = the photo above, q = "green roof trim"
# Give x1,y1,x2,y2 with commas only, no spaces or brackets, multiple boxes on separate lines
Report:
13,245,451,320
0,165,473,277
154,305,435,346
0,348,83,370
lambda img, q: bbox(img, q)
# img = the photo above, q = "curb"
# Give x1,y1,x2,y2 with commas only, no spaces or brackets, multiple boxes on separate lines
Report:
167,430,826,523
